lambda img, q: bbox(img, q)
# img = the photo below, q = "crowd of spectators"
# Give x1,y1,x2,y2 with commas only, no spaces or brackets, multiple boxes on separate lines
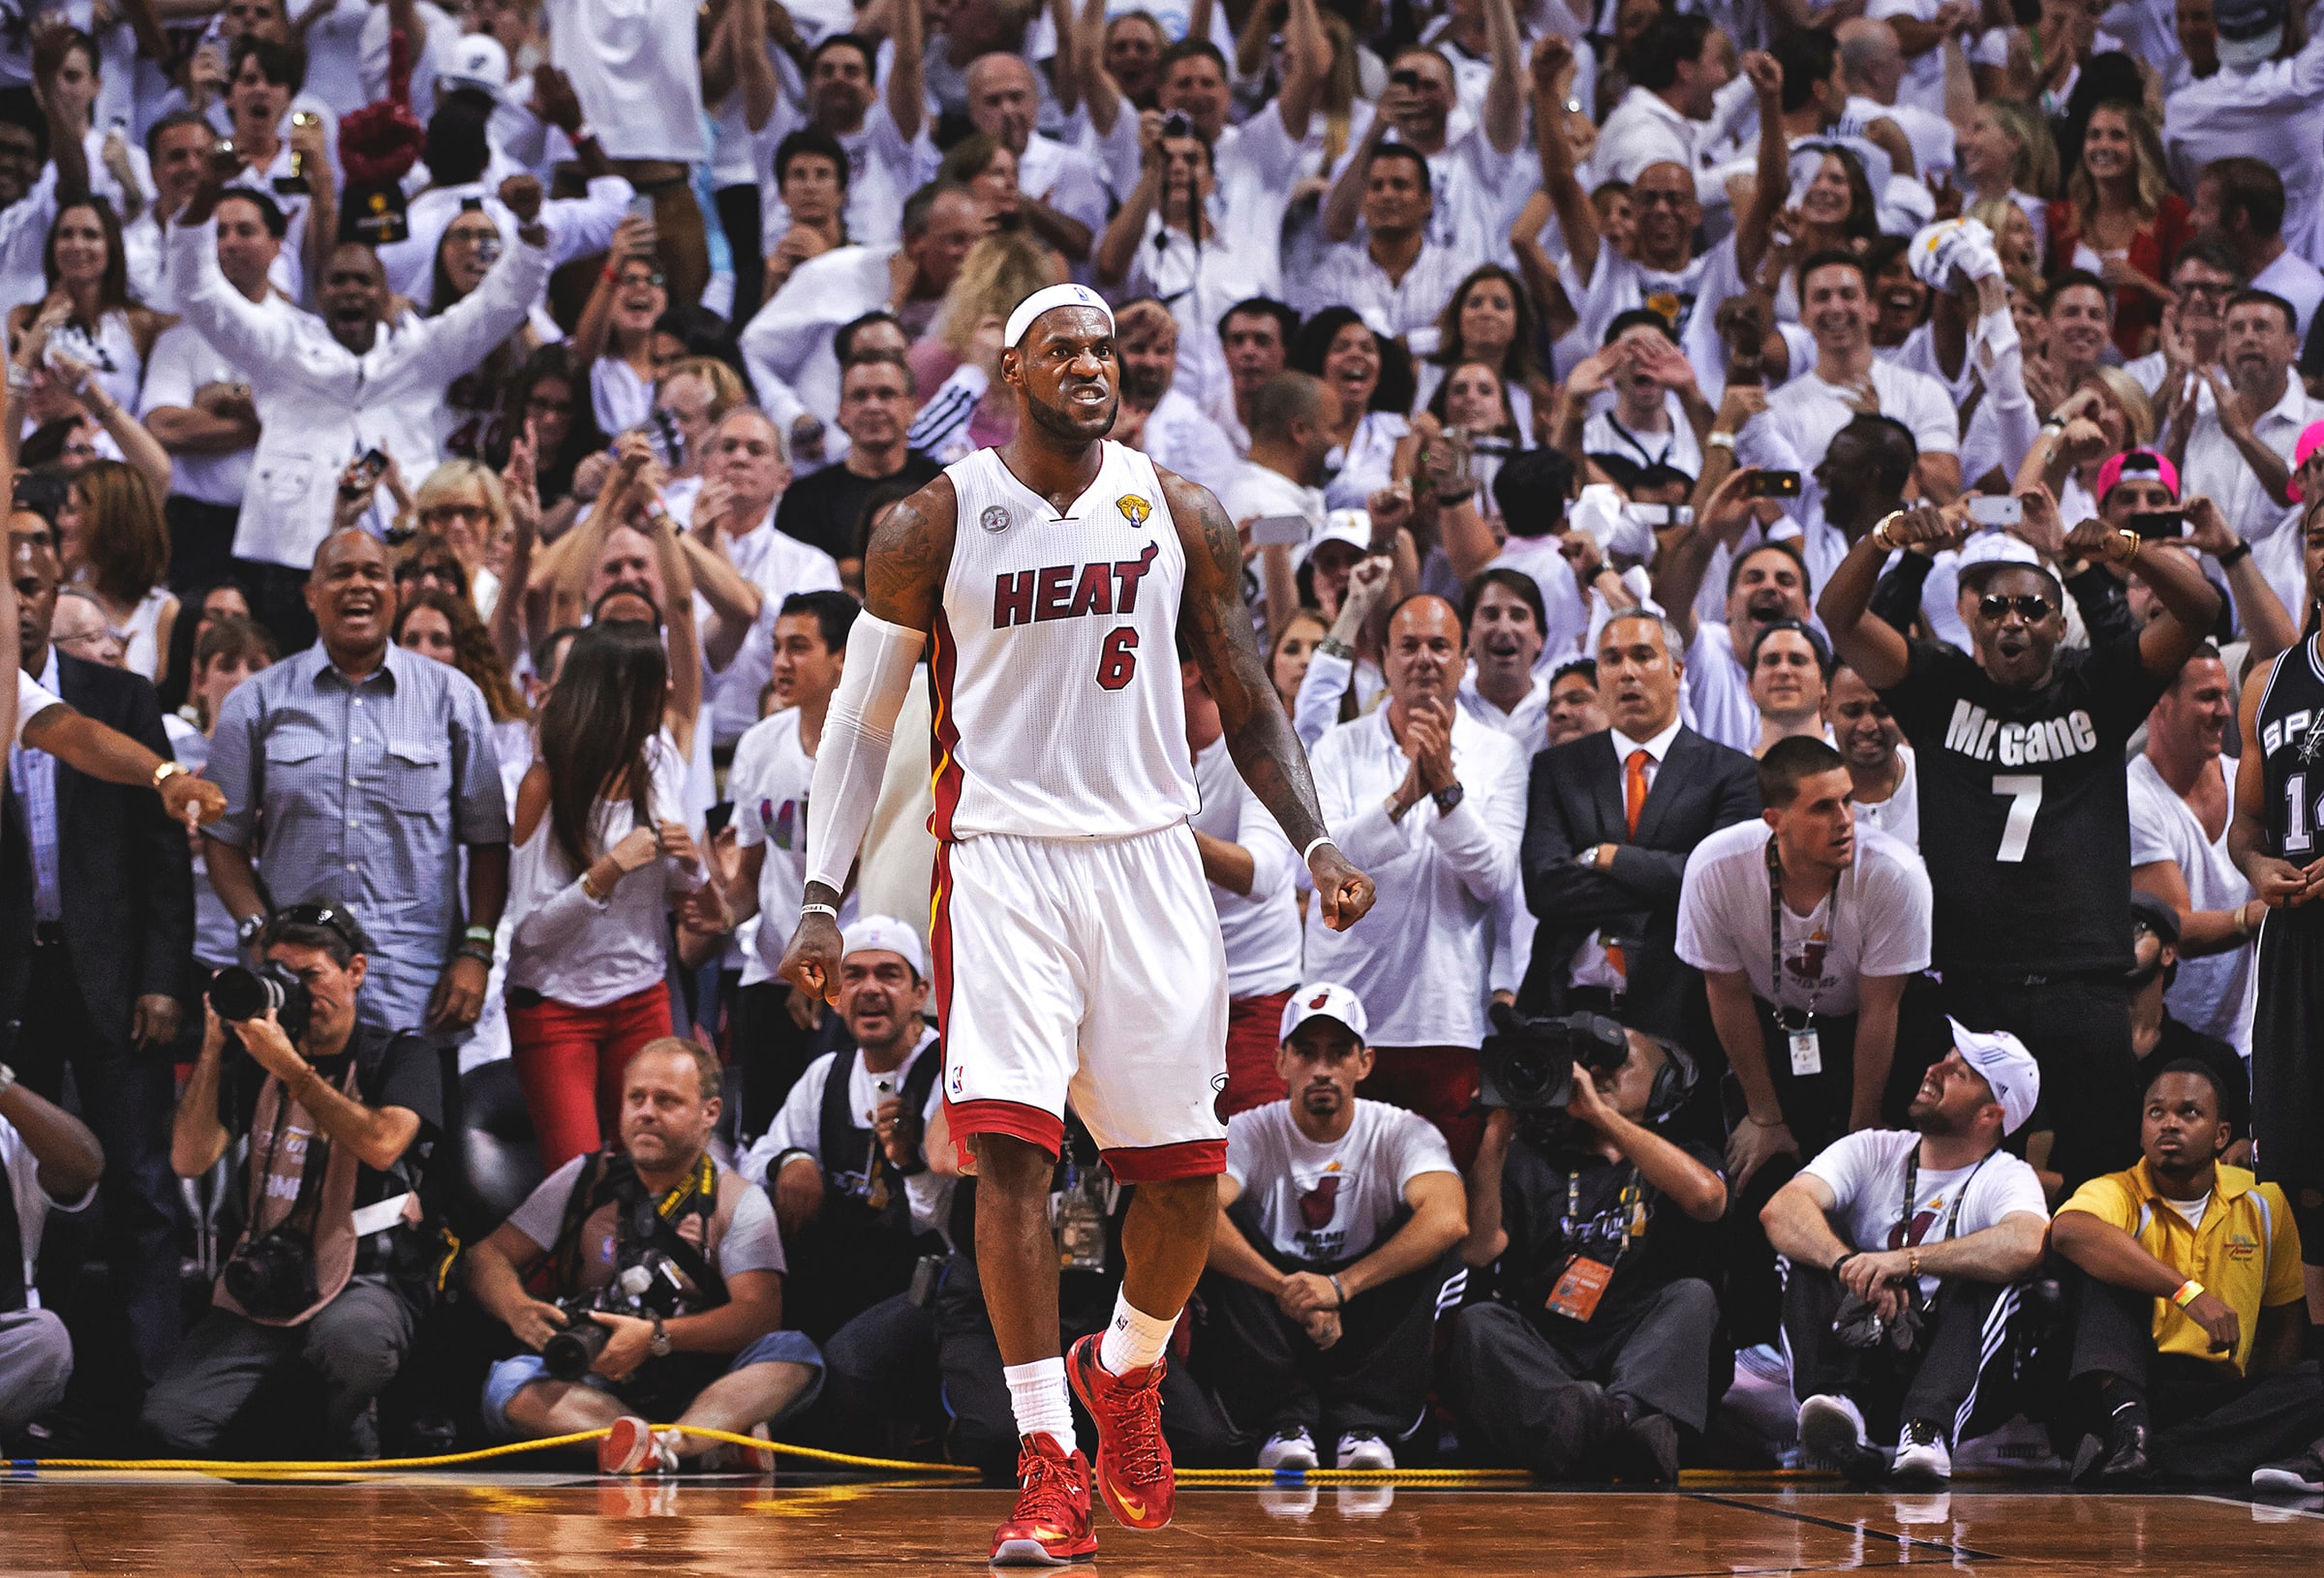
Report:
6,0,2324,1500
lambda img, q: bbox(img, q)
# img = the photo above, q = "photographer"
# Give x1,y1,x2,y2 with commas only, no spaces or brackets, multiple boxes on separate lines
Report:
1446,1020,1726,1483
1200,985,1466,1473
739,918,950,1344
0,1057,103,1444
467,1039,821,1475
1760,1024,2049,1486
141,906,444,1459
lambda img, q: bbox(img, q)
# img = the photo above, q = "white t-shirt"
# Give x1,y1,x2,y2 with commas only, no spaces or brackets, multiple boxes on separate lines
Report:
2127,752,2254,1053
139,320,256,509
1190,734,1301,1000
1676,821,1933,1017
1224,1098,1457,1263
729,707,857,986
1801,1128,2049,1300
1684,622,1758,758
4,1111,94,1308
1851,744,1920,850
12,671,61,746
1765,359,1960,471
543,0,707,162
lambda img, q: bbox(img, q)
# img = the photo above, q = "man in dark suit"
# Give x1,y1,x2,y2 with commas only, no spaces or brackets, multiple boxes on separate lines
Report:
1521,611,1759,1041
6,531,195,1399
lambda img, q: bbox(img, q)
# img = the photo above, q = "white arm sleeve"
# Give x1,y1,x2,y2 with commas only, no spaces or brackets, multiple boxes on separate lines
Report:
805,611,928,894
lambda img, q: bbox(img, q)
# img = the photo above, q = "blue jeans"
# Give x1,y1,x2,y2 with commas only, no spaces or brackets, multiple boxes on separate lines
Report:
481,1327,824,1438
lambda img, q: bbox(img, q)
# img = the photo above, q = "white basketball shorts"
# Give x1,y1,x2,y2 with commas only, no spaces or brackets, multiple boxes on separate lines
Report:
932,822,1230,1181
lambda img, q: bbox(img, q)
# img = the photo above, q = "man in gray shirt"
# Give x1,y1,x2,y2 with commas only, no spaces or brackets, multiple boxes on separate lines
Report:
202,530,508,1034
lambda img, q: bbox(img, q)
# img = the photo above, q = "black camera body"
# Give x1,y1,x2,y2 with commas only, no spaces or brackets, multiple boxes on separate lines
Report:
1162,109,1192,138
223,1225,321,1320
209,961,314,1045
1477,1004,1630,1111
540,1251,692,1381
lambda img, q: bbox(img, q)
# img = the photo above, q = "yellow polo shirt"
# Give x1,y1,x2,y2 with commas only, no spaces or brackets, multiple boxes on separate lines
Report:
2059,1160,2305,1376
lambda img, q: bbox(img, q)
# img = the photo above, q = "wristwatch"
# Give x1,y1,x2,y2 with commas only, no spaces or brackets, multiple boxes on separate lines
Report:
1431,782,1466,816
649,1316,672,1358
153,760,188,791
237,913,267,948
1316,634,1355,660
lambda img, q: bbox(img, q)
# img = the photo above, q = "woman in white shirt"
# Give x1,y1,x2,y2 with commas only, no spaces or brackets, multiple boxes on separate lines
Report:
571,215,666,437
1292,308,1411,512
7,199,168,418
54,458,178,685
505,620,721,1170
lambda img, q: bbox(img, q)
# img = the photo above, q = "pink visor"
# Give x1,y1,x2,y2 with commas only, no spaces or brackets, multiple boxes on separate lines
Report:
2094,447,2180,505
2290,421,2324,502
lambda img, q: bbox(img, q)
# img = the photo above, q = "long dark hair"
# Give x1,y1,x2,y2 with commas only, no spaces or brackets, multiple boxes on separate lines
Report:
1288,306,1414,414
496,343,606,501
1430,263,1542,385
536,620,665,873
43,197,134,314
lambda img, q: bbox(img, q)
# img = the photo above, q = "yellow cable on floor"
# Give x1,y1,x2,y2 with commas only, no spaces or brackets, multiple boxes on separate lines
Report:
14,1426,977,1476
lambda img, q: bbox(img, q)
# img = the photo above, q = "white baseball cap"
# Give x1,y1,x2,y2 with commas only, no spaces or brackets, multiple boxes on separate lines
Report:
841,914,927,980
438,34,510,103
1279,983,1368,1045
1947,1018,2041,1137
1295,507,1371,569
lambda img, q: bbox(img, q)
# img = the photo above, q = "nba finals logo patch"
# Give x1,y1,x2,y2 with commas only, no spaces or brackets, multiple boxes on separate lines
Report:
980,504,1011,533
1116,494,1151,530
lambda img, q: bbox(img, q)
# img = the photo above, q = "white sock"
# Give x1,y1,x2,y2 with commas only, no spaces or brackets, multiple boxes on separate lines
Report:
1004,1358,1077,1454
1098,1290,1177,1375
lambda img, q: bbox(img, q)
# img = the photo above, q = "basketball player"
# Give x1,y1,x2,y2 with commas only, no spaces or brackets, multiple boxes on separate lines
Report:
2231,499,2324,1327
780,285,1376,1564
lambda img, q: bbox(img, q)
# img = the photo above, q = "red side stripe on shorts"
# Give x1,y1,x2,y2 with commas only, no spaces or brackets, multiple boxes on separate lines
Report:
930,841,956,1065
927,610,963,842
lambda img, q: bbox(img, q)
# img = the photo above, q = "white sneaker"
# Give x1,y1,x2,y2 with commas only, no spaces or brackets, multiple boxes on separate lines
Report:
1334,1433,1395,1471
1891,1420,1951,1486
1796,1394,1870,1466
1258,1427,1320,1471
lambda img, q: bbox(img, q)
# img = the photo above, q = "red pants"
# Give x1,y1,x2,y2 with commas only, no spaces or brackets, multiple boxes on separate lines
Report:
1357,1045,1483,1168
1218,990,1293,1120
508,981,675,1171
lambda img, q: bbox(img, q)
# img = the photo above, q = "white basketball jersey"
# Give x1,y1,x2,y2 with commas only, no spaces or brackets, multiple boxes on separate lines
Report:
931,443,1201,841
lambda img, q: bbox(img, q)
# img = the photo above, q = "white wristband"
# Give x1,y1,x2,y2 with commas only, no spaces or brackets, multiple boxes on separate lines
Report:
1300,835,1337,865
799,902,839,921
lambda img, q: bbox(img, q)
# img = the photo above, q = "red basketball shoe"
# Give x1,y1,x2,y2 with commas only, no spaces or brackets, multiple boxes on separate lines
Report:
990,1433,1097,1565
1066,1332,1175,1531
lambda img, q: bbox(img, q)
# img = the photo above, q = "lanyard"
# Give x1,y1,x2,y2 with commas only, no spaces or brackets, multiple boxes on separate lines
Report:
1602,414,1674,470
1567,1164,1644,1270
1899,1145,1993,1253
1766,835,1837,1032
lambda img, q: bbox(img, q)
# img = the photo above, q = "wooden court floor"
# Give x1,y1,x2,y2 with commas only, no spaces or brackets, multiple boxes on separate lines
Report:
3,1477,2321,1576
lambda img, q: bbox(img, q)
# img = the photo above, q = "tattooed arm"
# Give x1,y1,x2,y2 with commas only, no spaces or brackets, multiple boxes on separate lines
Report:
1162,469,1376,933
779,477,957,1002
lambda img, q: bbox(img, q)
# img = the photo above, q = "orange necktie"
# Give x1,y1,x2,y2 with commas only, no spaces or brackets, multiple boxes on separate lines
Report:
1624,748,1651,837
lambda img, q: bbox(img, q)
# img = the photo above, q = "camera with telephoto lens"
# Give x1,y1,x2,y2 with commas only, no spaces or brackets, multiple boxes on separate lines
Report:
223,1224,320,1319
540,1251,692,1381
1477,1004,1630,1110
209,961,314,1045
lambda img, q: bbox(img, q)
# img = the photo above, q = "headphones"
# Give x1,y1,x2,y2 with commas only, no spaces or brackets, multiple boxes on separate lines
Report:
1639,1033,1698,1120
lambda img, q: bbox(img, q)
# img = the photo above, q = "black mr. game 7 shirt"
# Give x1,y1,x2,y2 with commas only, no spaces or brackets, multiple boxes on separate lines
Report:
1880,635,2166,978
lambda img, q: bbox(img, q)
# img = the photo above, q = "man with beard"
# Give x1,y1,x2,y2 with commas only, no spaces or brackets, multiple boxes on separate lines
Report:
168,160,551,651
1763,1025,2049,1485
746,918,950,1343
1108,299,1238,499
2053,1060,2324,1492
2230,498,2324,1327
1200,984,1465,1472
779,284,1374,1563
203,530,510,1036
2130,643,2260,1055
1820,501,2221,1191
1826,662,1918,848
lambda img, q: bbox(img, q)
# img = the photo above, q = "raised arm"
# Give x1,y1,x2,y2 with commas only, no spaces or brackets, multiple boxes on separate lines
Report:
1731,50,1789,283
1076,0,1124,136
1479,0,1525,156
1276,0,1329,141
779,477,954,1005
888,0,927,144
1819,502,1948,689
1320,112,1390,245
2059,516,2220,680
1531,37,1599,289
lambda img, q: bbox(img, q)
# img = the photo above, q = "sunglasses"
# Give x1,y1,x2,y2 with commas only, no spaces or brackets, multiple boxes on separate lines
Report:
273,902,367,953
620,270,667,288
1977,594,2054,622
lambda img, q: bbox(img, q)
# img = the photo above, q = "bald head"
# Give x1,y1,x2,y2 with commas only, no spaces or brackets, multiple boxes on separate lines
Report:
1247,371,1331,444
966,53,1040,152
305,528,396,661
1836,19,1901,93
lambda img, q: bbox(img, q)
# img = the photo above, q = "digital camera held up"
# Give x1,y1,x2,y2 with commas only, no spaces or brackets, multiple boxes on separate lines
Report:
1477,1004,1631,1111
540,1252,692,1381
208,961,314,1046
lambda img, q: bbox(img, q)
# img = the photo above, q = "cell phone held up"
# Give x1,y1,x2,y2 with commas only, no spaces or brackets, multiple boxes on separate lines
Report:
2128,510,2186,540
1741,470,1802,500
1966,496,2023,529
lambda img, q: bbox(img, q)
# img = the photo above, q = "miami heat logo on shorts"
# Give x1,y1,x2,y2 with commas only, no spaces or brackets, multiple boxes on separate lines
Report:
1116,494,1151,529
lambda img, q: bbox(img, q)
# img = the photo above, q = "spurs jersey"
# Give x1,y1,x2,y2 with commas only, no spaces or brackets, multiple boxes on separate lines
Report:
930,442,1201,841
2254,636,2324,865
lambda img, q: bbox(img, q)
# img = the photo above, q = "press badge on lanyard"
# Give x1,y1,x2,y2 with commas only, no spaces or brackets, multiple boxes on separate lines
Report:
1547,1169,1641,1322
1769,836,1833,1077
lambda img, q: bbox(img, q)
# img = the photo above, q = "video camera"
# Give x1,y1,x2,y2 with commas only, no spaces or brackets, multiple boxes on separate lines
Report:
208,961,314,1046
541,1251,692,1381
1478,1004,1631,1111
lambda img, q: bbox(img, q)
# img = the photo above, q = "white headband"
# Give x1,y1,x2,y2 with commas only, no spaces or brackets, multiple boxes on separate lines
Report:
1004,284,1115,349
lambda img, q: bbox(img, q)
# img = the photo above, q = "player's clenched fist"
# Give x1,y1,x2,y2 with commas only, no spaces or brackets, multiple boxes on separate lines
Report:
1309,844,1375,931
780,904,845,1005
